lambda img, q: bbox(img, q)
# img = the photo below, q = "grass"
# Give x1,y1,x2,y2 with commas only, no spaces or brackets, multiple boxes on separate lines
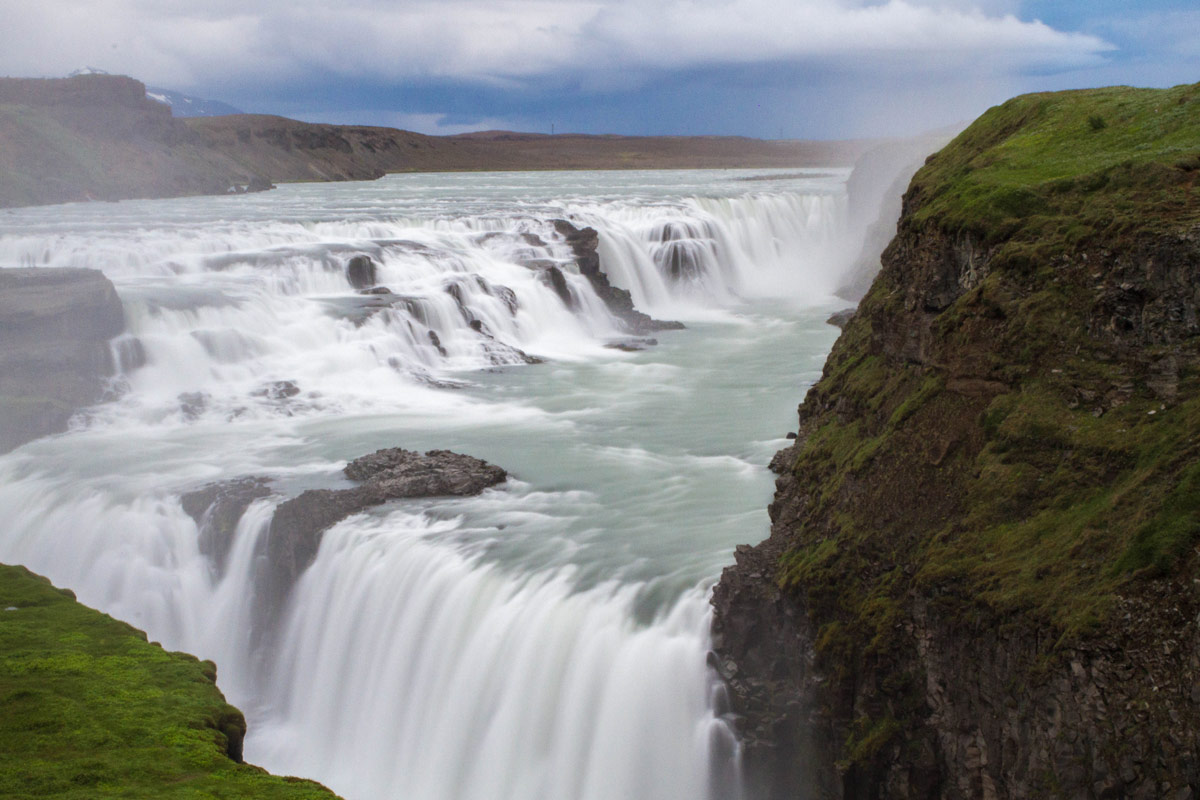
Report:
775,81,1200,665
906,83,1200,245
0,564,340,799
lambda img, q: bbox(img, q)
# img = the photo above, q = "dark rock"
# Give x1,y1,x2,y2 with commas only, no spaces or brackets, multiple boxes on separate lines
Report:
552,219,685,335
767,443,797,474
253,380,300,401
543,265,576,308
343,447,507,493
178,392,208,420
359,286,393,296
0,267,125,452
113,335,146,372
428,330,448,357
346,255,377,290
604,337,658,352
260,448,507,624
180,477,272,576
245,175,275,193
826,307,856,330
713,191,1200,800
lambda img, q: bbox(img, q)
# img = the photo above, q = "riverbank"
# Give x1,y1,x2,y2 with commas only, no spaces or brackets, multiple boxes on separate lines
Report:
0,563,339,799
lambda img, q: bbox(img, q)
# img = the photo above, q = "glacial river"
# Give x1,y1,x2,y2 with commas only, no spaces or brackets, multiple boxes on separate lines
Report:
0,169,848,800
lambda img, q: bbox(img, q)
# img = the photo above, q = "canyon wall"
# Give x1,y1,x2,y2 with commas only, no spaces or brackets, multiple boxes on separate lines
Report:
713,84,1200,799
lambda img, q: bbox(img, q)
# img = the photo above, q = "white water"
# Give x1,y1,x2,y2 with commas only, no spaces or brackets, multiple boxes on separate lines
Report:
0,169,849,800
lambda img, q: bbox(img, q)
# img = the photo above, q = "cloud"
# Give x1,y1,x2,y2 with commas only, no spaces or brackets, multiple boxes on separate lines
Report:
0,0,1111,90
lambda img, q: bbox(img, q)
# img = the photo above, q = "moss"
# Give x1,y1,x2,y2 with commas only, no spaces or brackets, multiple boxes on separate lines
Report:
907,83,1200,244
772,82,1200,667
840,716,902,768
0,564,340,800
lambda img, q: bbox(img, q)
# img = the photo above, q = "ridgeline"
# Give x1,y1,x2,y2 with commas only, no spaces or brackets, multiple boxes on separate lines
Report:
0,563,340,799
0,74,869,209
713,83,1200,797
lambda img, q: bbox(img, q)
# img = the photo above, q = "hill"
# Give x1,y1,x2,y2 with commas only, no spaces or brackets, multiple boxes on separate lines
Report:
0,74,870,209
712,83,1200,798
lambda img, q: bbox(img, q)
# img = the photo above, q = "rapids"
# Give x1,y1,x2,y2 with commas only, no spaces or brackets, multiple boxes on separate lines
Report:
0,169,851,800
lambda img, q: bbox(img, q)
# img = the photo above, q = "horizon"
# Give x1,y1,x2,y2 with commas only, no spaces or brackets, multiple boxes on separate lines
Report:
1,1,1196,140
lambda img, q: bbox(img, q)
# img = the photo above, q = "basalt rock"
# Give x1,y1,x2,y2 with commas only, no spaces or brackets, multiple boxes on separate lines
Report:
180,477,273,577
346,254,377,290
0,268,125,452
260,448,507,623
552,219,684,335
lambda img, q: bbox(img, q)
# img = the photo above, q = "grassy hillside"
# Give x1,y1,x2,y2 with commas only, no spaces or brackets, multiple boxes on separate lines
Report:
0,74,871,209
0,564,339,799
711,80,1200,798
782,81,1200,644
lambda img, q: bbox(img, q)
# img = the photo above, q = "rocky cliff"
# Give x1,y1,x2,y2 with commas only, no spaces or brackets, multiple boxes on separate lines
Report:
712,84,1200,798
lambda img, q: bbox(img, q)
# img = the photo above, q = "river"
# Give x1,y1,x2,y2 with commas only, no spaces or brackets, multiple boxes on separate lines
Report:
0,168,849,800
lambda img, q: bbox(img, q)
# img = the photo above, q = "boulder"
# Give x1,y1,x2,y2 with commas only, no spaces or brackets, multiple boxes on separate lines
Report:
180,477,273,577
345,255,377,290
259,448,507,625
245,175,275,193
0,268,125,452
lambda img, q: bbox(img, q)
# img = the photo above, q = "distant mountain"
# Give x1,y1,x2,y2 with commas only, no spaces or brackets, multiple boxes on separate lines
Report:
145,86,243,118
1,73,871,209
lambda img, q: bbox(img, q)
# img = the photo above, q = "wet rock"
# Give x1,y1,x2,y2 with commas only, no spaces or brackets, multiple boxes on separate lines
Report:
262,448,507,617
826,307,856,330
253,380,300,401
180,477,272,576
245,174,275,193
552,219,685,335
604,337,658,352
343,447,508,492
428,329,448,357
0,267,125,452
346,254,377,290
543,265,576,308
359,286,393,296
178,391,209,420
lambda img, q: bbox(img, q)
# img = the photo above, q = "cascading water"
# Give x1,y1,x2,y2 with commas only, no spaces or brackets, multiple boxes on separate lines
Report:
0,169,850,800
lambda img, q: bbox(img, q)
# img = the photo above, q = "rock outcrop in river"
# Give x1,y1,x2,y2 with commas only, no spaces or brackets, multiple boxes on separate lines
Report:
183,448,508,633
713,84,1200,798
0,268,125,452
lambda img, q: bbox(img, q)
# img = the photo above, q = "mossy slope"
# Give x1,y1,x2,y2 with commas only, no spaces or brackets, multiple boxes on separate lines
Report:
0,564,339,799
788,81,1200,641
713,81,1200,799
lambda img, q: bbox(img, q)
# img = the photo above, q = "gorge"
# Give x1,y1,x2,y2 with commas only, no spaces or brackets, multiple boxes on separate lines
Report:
0,168,853,799
3,80,1198,800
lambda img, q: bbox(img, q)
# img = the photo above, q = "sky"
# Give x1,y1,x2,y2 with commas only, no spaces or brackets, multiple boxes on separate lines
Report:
0,0,1196,139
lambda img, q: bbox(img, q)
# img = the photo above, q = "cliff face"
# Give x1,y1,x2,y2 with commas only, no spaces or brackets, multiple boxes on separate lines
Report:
0,564,339,798
713,84,1200,799
0,268,126,452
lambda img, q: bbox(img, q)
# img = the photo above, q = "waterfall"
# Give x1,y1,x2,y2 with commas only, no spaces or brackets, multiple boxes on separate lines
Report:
0,170,848,800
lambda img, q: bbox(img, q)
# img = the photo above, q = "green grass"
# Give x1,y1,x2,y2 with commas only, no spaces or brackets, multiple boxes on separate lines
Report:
775,81,1200,664
0,564,340,799
907,83,1200,245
